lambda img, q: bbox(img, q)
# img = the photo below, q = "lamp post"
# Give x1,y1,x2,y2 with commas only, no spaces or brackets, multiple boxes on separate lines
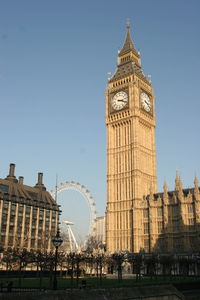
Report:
52,230,63,290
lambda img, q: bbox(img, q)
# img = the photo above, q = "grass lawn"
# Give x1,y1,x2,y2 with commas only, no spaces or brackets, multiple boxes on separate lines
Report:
0,277,200,290
0,276,200,290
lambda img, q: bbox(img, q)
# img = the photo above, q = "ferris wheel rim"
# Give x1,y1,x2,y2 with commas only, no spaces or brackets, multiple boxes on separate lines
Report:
50,181,97,237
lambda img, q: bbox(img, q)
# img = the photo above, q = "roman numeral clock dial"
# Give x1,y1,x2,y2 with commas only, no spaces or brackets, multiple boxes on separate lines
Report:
111,91,128,111
140,92,151,112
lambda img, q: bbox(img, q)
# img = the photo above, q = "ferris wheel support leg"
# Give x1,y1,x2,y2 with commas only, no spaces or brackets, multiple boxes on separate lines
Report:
67,225,73,252
69,226,78,250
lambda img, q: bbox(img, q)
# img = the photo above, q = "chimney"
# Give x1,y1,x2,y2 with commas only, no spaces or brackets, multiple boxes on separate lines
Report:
6,163,18,183
18,176,24,185
9,163,15,177
38,173,43,185
35,172,46,190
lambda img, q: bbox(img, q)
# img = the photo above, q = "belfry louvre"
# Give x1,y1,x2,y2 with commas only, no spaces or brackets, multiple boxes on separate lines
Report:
0,164,60,252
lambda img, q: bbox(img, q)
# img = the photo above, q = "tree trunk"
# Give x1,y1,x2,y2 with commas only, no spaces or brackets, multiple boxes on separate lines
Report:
76,262,79,288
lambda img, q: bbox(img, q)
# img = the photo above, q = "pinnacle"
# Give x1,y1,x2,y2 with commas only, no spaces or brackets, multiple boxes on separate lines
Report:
163,181,168,192
194,175,199,187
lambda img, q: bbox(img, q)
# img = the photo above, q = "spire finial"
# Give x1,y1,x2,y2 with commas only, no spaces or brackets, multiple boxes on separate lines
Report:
126,18,131,30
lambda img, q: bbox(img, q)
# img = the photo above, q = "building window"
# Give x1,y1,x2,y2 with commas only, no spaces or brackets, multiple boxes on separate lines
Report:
158,221,163,233
31,239,35,248
189,218,195,231
144,238,149,252
188,204,194,214
0,184,8,192
144,223,149,234
157,207,163,217
189,218,194,225
3,202,8,209
11,204,16,215
172,219,179,232
26,206,31,213
143,209,148,219
172,205,179,217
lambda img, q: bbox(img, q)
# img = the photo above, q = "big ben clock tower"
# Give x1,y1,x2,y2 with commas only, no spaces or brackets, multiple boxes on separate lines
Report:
105,24,157,253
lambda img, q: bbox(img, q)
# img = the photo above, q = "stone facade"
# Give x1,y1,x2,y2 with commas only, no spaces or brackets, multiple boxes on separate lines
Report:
105,26,199,254
139,175,200,253
0,164,60,252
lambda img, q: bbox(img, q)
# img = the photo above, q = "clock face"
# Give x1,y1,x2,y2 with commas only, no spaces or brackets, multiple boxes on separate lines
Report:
140,92,151,112
111,91,128,111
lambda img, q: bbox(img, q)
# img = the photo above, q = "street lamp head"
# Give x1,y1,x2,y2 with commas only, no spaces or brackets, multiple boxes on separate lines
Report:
52,230,63,248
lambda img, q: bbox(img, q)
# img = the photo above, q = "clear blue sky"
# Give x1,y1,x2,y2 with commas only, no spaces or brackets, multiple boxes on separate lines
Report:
1,0,200,239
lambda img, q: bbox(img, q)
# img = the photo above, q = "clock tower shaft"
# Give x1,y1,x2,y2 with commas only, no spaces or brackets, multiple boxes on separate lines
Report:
106,26,157,253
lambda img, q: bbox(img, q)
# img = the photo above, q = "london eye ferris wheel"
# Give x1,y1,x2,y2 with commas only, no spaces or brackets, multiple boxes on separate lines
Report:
50,181,97,241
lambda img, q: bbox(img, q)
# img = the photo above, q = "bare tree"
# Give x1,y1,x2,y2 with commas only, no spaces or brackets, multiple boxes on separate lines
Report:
112,252,125,282
85,236,105,253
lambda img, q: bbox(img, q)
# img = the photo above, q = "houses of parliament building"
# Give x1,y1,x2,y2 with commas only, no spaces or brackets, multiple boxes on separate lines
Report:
105,25,200,254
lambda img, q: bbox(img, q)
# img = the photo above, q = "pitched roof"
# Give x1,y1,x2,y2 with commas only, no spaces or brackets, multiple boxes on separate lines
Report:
109,61,148,83
0,177,58,208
